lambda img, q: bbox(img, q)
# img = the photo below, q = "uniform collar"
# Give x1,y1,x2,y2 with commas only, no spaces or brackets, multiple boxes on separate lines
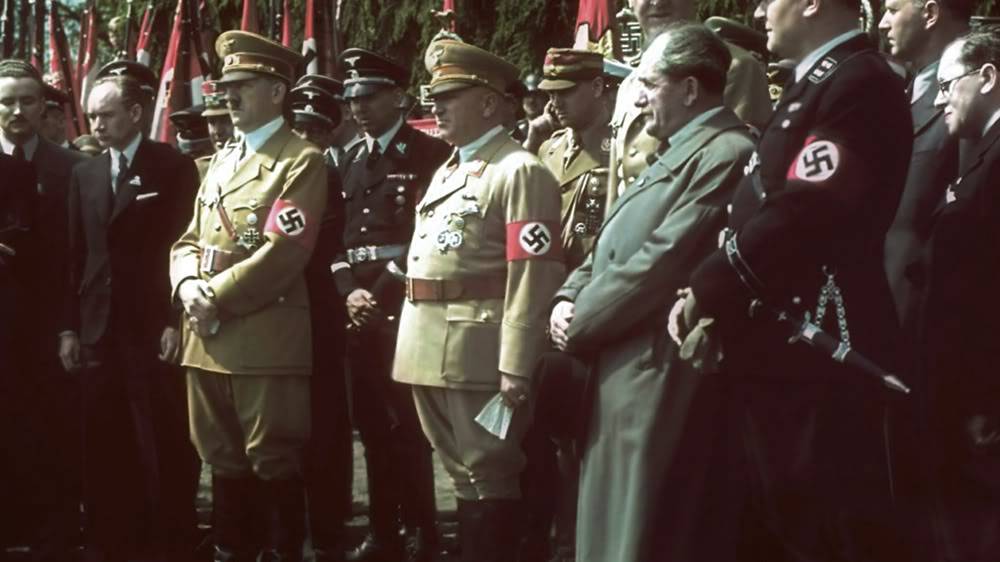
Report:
984,108,1000,139
795,29,863,83
365,117,404,154
458,125,504,163
0,132,39,160
239,115,285,154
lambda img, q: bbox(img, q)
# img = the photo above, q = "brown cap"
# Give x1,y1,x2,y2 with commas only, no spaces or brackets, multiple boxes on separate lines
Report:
423,39,519,97
538,48,604,91
200,81,230,117
215,30,303,84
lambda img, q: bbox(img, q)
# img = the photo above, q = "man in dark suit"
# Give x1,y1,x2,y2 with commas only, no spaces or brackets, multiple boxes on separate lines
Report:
0,151,37,559
674,0,913,559
330,49,450,562
0,58,87,560
920,29,1000,562
58,72,200,562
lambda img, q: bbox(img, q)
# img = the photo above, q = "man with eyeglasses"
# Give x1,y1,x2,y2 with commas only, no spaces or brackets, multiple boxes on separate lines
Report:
170,30,327,561
670,0,913,558
919,27,1000,562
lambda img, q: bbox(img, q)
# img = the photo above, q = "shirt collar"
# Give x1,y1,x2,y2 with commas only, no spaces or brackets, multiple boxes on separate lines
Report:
458,125,504,163
984,107,1000,139
0,133,39,160
110,133,142,166
795,29,863,83
667,106,725,150
912,61,939,104
365,118,404,154
239,116,285,153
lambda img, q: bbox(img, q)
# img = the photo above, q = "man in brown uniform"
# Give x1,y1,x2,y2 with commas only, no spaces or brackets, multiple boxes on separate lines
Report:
169,31,327,562
392,39,565,562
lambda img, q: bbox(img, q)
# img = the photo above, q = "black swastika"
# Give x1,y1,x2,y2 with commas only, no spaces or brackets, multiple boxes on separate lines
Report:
521,224,551,254
801,144,836,178
278,208,305,235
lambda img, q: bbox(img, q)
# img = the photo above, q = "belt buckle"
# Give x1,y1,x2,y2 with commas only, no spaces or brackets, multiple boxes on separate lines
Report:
355,247,370,263
366,245,378,261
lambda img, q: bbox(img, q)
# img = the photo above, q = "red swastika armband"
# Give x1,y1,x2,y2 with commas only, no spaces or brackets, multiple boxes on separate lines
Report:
265,199,315,248
506,220,563,261
786,135,844,186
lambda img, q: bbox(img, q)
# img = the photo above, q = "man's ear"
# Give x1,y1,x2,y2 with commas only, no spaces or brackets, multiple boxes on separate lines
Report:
923,0,941,29
981,63,998,96
803,0,821,20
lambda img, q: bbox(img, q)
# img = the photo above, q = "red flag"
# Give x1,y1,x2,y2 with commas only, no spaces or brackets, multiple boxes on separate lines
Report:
151,0,209,143
76,0,98,133
303,0,336,76
241,0,258,33
574,0,619,59
47,0,83,137
135,2,157,66
280,0,292,47
442,0,455,31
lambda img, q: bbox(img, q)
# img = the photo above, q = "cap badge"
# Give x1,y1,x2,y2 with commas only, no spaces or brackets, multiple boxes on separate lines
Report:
430,45,445,67
343,56,361,67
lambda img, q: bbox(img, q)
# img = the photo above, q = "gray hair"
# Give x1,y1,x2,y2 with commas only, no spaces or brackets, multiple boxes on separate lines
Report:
642,22,732,96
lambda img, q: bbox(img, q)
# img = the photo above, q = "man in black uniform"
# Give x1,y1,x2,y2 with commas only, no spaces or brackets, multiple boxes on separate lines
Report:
289,80,355,562
329,48,450,562
672,0,913,559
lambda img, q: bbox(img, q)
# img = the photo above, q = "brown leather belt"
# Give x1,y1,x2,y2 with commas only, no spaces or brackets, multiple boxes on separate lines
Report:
200,245,248,275
406,276,507,302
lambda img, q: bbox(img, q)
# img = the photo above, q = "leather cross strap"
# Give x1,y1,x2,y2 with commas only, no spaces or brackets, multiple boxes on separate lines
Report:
406,276,507,302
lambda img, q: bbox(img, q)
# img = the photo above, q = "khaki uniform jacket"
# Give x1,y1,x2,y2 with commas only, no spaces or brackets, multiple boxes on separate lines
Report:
607,41,771,207
393,130,565,390
170,124,328,375
538,128,610,271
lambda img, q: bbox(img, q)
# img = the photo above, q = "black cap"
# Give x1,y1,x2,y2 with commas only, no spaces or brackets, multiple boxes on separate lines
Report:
96,60,158,94
169,105,209,141
339,48,408,99
295,74,345,101
290,85,342,129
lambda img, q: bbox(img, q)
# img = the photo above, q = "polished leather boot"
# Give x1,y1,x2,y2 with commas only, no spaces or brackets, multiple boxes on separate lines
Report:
259,479,306,562
212,475,257,562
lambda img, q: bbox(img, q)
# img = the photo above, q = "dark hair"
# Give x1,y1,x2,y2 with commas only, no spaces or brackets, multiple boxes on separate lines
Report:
957,26,1000,71
648,22,732,96
92,75,151,114
0,59,43,91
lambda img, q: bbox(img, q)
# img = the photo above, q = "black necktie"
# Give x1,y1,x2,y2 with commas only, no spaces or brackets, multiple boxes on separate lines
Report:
11,144,25,161
366,142,382,169
115,152,130,192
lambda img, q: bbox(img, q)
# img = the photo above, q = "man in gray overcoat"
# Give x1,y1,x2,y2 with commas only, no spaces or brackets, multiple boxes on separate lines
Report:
548,23,754,562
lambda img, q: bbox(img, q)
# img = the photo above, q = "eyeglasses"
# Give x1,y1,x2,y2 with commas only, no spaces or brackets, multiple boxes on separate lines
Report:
937,67,981,96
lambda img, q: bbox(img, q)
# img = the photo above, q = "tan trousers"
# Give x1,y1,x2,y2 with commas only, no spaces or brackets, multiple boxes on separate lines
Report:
186,369,310,479
412,385,532,500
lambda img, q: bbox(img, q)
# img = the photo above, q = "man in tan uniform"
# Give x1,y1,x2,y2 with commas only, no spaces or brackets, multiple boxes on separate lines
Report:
392,39,565,562
537,48,613,271
169,31,327,562
608,0,772,204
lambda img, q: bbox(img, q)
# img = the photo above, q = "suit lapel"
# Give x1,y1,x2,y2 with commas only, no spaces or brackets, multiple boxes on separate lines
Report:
912,82,942,137
89,152,113,224
111,139,148,222
220,125,289,198
560,144,601,186
932,122,1000,217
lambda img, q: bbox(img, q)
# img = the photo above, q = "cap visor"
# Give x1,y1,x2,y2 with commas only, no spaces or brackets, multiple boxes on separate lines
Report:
217,70,267,84
202,108,231,117
343,82,391,99
426,80,479,98
538,79,576,91
293,111,335,128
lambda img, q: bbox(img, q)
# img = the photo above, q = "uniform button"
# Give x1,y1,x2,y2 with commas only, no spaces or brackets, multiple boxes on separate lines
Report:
427,210,435,217
277,296,285,303
214,224,222,232
627,176,636,184
364,188,372,195
480,311,490,321
781,119,791,129
360,227,368,234
363,208,371,214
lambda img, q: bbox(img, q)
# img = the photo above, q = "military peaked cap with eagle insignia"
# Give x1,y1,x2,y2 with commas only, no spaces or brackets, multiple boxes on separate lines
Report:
295,74,345,101
338,48,408,100
538,48,604,91
215,30,303,84
200,81,229,117
289,84,342,128
96,60,158,95
423,39,519,97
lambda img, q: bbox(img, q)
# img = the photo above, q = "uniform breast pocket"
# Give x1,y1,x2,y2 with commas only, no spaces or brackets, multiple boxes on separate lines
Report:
442,301,502,384
382,181,414,219
229,202,270,250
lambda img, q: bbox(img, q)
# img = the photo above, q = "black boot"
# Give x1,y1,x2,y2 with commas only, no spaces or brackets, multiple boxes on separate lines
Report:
399,444,437,562
259,478,306,562
212,474,257,562
346,445,402,562
457,499,521,562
